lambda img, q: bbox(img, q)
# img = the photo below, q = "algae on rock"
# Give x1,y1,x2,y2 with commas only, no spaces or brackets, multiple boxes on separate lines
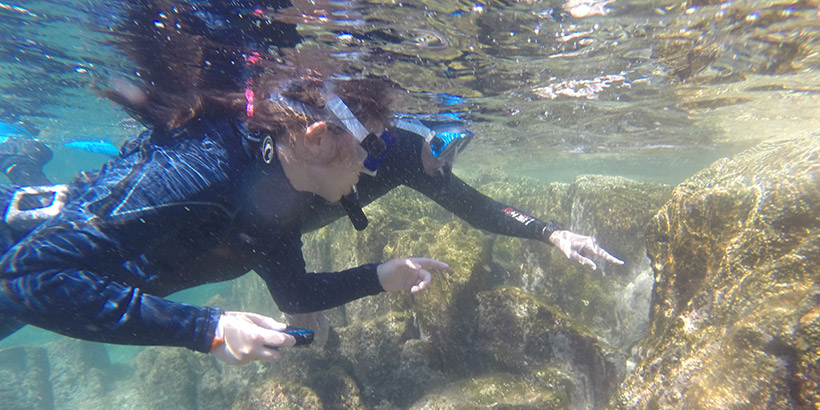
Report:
408,368,573,410
613,135,820,409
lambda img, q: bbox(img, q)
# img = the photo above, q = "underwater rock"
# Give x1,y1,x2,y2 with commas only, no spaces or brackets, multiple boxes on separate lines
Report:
133,347,202,410
483,174,671,349
408,367,573,410
227,172,664,408
46,339,112,410
264,349,365,410
565,175,671,347
231,379,322,410
392,220,493,373
474,287,623,409
336,311,446,407
0,345,52,410
613,135,820,408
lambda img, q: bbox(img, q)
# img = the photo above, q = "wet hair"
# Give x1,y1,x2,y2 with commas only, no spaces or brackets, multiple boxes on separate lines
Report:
99,0,393,141
246,74,393,146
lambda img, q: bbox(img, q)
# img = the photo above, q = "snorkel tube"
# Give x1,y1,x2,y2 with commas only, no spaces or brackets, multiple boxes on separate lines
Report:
340,185,368,230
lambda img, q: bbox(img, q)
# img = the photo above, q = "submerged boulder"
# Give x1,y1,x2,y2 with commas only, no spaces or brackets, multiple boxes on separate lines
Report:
613,135,820,408
336,311,446,408
231,379,322,410
134,347,200,410
408,368,574,410
474,287,623,409
485,174,670,350
225,169,662,408
0,345,52,410
46,339,117,410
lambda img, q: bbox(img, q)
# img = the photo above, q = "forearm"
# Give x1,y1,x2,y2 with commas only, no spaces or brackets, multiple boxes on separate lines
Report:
265,263,384,314
418,172,563,241
0,269,221,352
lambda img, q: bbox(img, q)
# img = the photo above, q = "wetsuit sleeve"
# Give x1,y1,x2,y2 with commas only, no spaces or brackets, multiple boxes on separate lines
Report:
0,262,222,352
256,232,384,314
407,168,564,242
0,135,231,353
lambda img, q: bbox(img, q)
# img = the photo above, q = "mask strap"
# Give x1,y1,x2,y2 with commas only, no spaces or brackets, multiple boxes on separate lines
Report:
323,92,371,143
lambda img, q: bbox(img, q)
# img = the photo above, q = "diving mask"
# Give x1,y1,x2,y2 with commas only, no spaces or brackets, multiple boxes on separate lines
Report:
392,113,474,160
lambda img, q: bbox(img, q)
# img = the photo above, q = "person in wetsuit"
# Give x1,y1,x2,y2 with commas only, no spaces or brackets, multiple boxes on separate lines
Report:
0,0,621,348
0,114,622,349
0,3,447,366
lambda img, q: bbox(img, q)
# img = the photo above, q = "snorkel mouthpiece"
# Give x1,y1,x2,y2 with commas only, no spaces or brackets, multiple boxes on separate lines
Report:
360,131,395,173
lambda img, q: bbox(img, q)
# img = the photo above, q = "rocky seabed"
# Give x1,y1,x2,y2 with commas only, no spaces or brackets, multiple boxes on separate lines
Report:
1,135,817,409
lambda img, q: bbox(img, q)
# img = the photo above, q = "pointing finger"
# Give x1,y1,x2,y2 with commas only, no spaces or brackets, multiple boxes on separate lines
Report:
602,251,624,265
408,257,449,271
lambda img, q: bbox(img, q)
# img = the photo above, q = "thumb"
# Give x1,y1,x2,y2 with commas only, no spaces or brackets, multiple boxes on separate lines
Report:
244,312,287,331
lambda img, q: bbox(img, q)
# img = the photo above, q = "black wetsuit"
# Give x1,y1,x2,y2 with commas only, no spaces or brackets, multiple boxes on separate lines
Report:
0,118,383,352
0,125,563,345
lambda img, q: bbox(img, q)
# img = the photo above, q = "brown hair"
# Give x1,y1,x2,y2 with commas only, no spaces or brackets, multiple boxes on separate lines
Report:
100,0,393,140
246,73,393,145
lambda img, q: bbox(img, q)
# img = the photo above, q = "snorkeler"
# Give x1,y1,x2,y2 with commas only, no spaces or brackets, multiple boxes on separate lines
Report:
0,0,621,351
0,2,448,366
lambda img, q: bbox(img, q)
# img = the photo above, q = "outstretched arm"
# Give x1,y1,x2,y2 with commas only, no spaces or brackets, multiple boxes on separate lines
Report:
410,166,623,270
411,169,565,240
258,232,386,314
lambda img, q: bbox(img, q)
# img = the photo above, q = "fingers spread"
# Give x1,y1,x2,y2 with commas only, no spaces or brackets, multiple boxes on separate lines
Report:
586,244,625,266
571,250,597,271
580,257,597,271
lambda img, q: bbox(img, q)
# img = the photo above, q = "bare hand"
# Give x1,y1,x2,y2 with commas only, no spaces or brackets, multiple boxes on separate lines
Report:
210,311,295,365
377,257,449,293
549,230,624,271
286,311,330,348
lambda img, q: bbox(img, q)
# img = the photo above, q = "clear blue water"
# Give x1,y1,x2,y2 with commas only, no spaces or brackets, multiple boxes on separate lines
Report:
0,0,817,402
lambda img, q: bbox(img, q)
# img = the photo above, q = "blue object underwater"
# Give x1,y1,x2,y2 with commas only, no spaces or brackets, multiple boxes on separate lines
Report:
64,140,120,156
0,122,33,143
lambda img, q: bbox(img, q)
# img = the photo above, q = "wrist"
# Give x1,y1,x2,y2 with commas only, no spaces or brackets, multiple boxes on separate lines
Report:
376,262,387,291
210,313,225,352
541,220,565,244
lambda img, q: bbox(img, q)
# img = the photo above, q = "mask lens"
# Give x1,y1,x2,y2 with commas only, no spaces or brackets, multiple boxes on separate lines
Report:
430,130,473,160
